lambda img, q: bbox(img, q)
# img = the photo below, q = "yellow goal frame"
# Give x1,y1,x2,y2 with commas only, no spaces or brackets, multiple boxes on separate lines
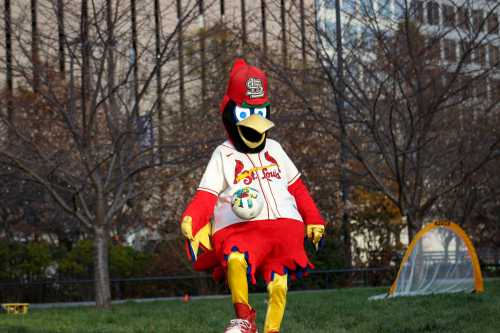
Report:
389,220,484,296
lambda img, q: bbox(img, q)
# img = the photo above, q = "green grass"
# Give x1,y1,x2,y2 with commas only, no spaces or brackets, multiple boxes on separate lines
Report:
1,281,499,333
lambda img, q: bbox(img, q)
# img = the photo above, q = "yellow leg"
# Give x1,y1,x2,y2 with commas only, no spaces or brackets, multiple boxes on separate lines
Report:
227,252,249,306
264,273,288,333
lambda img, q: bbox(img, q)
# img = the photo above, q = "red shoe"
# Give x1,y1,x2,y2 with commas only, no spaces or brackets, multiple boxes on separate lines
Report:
224,303,257,333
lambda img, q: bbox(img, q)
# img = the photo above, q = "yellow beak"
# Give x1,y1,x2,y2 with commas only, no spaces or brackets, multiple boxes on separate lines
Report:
236,114,275,149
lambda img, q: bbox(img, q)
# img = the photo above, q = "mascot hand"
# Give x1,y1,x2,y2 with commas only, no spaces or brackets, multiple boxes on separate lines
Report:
181,216,194,240
181,215,212,261
306,224,325,251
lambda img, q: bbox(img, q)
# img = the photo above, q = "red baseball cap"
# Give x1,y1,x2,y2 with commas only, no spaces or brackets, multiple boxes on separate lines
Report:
220,59,269,113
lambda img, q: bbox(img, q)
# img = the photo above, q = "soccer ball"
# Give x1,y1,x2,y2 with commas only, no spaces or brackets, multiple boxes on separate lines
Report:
231,187,264,220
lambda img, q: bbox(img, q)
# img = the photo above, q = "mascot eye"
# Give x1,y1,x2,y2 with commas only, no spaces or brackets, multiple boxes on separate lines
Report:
254,107,267,118
235,106,251,122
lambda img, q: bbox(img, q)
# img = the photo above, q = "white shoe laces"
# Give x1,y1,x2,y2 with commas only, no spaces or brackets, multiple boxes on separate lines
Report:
226,319,251,331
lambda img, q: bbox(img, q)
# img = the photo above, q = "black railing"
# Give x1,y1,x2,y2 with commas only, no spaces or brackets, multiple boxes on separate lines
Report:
0,267,396,304
1,265,498,304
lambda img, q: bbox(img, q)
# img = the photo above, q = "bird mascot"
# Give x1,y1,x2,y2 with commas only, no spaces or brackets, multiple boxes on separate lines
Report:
180,59,326,333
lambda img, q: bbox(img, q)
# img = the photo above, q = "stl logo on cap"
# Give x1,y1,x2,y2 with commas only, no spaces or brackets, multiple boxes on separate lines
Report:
219,59,269,113
246,78,264,99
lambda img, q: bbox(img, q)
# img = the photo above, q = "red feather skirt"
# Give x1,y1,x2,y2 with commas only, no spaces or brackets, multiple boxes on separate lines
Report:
211,218,313,284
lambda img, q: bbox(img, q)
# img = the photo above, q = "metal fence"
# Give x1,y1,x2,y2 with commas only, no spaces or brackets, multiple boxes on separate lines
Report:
1,265,498,304
0,267,397,304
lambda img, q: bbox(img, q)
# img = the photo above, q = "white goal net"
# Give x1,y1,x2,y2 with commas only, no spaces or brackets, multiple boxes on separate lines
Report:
391,226,475,297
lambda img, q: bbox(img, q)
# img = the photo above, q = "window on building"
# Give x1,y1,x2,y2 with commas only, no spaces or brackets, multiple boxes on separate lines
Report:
378,0,392,19
412,1,424,24
443,39,457,62
348,64,360,80
488,13,499,35
360,0,376,17
472,10,484,33
442,5,455,28
394,0,405,19
344,25,359,47
324,20,336,40
426,37,441,61
489,44,500,68
475,78,488,99
491,79,500,100
361,28,375,49
324,0,335,10
475,44,487,67
427,1,440,26
443,73,457,93
460,41,473,64
458,7,470,31
459,75,473,101
343,0,356,15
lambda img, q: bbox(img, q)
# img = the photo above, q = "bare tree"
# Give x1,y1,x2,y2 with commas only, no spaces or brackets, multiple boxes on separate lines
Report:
264,0,500,243
0,0,211,308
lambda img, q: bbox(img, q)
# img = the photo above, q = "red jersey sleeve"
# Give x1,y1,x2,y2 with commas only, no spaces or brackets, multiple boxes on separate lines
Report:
181,190,218,237
288,178,325,226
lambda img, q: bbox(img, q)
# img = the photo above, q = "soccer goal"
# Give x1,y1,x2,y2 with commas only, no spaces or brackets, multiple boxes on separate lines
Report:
371,220,484,299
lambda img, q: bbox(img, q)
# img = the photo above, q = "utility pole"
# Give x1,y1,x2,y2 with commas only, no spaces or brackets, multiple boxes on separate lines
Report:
334,0,351,268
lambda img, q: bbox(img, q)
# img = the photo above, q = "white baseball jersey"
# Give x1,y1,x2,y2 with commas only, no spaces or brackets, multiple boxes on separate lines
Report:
198,139,303,233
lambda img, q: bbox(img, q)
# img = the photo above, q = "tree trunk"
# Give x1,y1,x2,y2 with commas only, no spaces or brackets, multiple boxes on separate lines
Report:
106,0,118,130
94,225,111,308
31,0,39,92
240,0,247,54
261,0,267,57
198,0,206,104
130,0,139,117
81,0,89,142
280,0,287,67
56,0,65,75
406,210,422,243
299,0,306,70
154,0,165,162
4,0,13,120
176,0,185,121
93,181,111,308
334,0,351,268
